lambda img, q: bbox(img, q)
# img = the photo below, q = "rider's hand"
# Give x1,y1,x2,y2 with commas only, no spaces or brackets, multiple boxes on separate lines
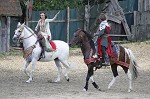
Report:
34,29,37,33
56,11,60,16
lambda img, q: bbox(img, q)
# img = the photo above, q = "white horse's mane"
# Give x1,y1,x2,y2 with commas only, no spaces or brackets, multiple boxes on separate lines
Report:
24,25,34,33
23,25,37,38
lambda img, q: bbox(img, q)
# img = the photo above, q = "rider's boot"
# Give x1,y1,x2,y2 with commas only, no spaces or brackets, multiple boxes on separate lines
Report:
103,54,109,65
101,46,109,65
93,43,98,58
41,47,45,58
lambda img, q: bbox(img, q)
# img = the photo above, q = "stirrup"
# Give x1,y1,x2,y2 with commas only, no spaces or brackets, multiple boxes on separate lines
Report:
40,52,45,58
93,54,98,58
102,62,110,66
40,55,45,58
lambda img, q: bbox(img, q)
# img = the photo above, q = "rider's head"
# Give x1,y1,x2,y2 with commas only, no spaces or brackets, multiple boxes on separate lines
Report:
99,13,106,21
40,12,47,19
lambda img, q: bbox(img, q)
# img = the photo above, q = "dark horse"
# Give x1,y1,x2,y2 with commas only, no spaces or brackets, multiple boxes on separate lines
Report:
69,29,139,92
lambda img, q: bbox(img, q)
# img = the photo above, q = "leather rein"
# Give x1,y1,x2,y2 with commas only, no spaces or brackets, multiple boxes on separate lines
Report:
16,25,36,41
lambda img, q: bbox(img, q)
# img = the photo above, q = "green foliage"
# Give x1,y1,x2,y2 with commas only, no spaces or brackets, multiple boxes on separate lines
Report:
33,0,83,10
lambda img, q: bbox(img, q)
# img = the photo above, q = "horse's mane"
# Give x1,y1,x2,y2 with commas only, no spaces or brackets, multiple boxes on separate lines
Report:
24,25,34,33
82,30,93,40
24,25,38,38
81,30,96,53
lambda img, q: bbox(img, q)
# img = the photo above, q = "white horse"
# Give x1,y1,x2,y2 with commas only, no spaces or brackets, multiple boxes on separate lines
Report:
12,23,71,83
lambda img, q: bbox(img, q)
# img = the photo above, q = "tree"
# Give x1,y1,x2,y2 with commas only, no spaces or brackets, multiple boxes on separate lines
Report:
33,0,83,10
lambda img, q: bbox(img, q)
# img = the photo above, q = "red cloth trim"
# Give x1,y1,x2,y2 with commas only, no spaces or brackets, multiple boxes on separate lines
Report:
106,26,110,34
97,37,115,57
115,61,129,68
106,37,115,57
49,41,56,51
97,38,102,57
84,58,99,65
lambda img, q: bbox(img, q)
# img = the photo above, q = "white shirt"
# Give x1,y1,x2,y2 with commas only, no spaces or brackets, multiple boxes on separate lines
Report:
35,15,58,40
99,20,109,31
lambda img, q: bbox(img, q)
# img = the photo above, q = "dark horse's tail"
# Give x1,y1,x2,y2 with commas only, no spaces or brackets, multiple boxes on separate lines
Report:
126,48,139,80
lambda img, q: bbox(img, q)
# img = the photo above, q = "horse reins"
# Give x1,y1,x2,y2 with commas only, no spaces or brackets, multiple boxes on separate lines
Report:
19,25,36,40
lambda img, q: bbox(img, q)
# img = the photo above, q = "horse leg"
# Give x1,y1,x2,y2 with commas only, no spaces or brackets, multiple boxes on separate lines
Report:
54,58,62,82
26,58,37,83
60,60,70,82
108,64,118,89
127,69,132,92
90,75,101,91
122,66,132,92
23,60,31,77
83,67,91,91
84,65,99,91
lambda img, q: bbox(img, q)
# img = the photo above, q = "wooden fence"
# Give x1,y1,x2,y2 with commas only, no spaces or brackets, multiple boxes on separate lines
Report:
131,0,150,41
138,0,150,11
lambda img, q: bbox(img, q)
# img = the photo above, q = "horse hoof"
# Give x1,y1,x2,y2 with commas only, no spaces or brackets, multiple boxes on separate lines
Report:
108,86,111,89
98,88,101,91
128,89,132,92
54,79,60,83
67,78,69,82
65,76,69,82
26,80,31,83
83,88,87,91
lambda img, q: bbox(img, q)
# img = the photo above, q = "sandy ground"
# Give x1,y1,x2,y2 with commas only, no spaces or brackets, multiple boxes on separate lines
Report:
0,41,150,99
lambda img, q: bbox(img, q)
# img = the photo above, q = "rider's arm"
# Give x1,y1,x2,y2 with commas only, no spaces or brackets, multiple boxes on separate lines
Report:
94,29,105,37
46,11,60,22
35,20,40,31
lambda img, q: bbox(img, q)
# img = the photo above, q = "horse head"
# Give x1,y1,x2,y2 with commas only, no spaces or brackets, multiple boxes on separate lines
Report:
12,22,36,44
12,22,25,43
69,29,86,47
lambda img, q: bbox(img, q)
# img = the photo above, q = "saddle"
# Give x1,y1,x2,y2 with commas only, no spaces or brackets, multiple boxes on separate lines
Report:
38,33,56,52
45,39,56,52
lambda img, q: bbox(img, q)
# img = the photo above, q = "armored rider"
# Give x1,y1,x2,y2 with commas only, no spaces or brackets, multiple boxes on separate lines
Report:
94,13,113,65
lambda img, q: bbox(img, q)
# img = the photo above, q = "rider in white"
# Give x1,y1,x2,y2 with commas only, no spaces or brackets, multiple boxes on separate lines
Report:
34,11,60,58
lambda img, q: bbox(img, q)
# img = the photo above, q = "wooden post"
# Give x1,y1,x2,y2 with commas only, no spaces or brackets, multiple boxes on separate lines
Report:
84,5,90,32
26,0,29,26
66,7,70,43
1,16,7,52
6,17,10,52
0,16,2,52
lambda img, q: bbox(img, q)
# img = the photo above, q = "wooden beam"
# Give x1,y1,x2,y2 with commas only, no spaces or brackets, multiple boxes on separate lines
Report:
108,34,130,37
107,14,122,24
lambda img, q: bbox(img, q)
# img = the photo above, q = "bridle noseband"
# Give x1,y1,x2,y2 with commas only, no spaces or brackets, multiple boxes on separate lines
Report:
15,26,36,41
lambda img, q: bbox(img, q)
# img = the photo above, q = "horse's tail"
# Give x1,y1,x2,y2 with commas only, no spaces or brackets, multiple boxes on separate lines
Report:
126,48,139,80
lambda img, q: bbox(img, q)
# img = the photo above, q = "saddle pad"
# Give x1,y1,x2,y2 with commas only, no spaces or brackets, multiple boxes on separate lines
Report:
50,41,56,51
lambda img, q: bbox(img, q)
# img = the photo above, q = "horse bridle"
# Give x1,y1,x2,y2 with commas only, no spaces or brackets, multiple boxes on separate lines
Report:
15,25,36,41
77,30,91,46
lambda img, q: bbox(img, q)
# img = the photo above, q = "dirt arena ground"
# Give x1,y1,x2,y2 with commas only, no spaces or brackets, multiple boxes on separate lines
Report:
0,41,150,99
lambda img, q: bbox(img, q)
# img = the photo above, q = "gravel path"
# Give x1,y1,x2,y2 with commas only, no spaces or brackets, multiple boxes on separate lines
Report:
0,42,150,99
